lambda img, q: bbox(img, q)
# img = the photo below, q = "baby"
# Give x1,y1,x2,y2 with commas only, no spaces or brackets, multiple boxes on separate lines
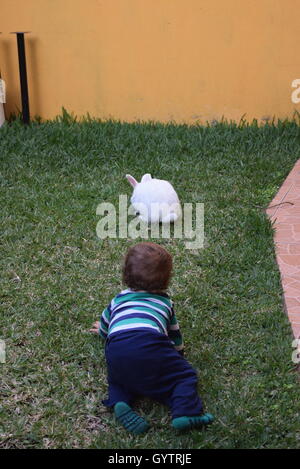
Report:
90,242,213,434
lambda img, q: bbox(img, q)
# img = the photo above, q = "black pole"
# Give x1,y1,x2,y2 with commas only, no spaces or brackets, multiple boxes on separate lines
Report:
11,32,30,124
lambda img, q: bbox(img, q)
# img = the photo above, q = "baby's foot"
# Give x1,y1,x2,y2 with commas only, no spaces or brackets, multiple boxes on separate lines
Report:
172,413,214,431
114,402,150,435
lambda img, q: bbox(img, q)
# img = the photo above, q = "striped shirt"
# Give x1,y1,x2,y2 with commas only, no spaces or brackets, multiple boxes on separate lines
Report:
99,289,184,352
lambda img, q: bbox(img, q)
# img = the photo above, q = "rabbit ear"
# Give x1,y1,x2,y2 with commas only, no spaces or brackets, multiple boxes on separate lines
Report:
126,174,138,187
141,173,152,183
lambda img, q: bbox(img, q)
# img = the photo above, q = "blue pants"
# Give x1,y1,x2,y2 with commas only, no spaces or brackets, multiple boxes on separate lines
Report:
102,330,203,419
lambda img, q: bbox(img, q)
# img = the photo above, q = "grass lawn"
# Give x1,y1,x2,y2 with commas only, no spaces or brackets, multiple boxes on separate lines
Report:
1,115,300,449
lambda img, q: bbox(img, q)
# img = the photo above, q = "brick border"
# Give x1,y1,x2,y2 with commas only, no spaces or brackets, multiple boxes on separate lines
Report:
267,159,300,339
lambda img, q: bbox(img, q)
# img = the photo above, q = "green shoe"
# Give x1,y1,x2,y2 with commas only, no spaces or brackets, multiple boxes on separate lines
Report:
172,413,214,431
114,402,150,435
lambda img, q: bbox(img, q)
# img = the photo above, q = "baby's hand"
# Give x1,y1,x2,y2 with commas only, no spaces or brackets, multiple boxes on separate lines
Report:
89,321,100,334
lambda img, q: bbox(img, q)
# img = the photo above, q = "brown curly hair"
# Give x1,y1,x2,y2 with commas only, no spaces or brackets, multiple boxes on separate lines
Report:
122,242,173,294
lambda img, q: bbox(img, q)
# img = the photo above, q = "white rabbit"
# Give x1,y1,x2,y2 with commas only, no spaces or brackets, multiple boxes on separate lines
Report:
126,173,182,223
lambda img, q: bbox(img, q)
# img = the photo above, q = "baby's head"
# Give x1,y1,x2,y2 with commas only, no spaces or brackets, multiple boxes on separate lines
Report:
122,242,172,294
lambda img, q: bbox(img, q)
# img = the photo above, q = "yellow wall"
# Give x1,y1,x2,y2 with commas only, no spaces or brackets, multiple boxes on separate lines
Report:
1,0,300,123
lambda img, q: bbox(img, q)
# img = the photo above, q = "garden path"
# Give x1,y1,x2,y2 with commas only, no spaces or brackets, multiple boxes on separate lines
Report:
267,159,300,340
